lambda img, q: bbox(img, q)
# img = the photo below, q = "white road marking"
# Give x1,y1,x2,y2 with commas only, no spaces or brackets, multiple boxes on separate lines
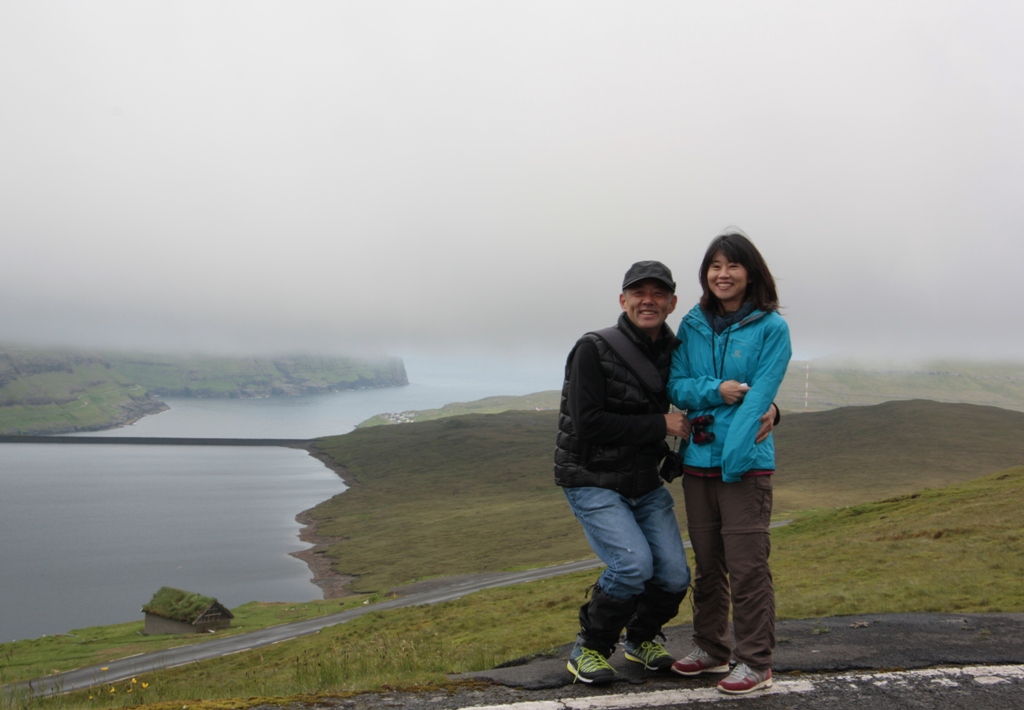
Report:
974,676,1010,685
455,665,1024,710
456,680,814,710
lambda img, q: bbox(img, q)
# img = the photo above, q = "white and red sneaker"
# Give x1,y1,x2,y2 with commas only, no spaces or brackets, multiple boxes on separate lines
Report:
670,646,730,676
716,663,773,694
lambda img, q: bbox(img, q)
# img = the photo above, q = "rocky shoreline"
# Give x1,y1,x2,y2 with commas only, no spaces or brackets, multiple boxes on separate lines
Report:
291,510,355,598
291,448,358,598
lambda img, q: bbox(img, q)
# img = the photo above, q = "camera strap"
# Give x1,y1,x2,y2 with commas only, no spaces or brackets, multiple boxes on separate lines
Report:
588,327,663,395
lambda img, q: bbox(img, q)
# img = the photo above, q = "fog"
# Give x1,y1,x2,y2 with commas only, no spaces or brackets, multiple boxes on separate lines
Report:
2,1,1022,363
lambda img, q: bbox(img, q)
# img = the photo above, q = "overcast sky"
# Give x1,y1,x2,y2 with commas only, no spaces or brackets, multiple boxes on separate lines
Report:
1,1,1022,364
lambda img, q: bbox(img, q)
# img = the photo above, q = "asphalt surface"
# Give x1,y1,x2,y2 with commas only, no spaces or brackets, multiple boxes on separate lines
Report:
457,611,1024,689
291,613,1024,710
313,663,1024,710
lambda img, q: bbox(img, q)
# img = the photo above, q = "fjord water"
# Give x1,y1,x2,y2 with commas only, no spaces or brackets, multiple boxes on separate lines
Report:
0,445,344,644
0,354,562,643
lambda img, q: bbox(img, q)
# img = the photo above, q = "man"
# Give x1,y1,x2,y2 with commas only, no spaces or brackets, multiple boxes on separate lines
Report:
554,260,693,684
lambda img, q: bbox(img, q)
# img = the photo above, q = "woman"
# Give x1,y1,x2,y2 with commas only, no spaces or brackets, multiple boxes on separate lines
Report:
666,228,791,695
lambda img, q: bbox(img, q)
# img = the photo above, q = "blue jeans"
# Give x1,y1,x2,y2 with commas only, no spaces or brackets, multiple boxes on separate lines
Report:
564,485,691,600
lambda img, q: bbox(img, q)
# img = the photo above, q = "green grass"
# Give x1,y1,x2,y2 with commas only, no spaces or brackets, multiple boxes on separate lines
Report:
0,599,373,688
308,401,1024,591
0,351,162,435
140,588,221,623
308,410,586,592
774,466,1024,617
772,399,1024,513
7,465,1022,710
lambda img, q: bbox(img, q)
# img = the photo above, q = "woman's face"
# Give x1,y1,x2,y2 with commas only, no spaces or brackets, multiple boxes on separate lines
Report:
706,250,749,312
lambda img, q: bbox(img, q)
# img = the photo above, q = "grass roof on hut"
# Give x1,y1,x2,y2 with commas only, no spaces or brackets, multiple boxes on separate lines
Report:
142,586,223,623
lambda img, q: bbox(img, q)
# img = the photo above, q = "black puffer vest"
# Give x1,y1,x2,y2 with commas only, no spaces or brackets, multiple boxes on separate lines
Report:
554,315,678,498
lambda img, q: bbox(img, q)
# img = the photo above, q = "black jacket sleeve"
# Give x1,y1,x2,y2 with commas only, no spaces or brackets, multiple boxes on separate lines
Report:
567,339,667,448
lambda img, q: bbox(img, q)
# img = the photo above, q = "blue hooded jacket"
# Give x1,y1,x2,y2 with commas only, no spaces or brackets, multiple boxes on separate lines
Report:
667,303,792,482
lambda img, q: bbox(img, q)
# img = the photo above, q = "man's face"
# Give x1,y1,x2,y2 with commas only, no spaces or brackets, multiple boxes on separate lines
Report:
619,279,677,339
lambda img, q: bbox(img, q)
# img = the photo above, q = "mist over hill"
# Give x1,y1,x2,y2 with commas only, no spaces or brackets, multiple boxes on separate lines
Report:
775,360,1024,413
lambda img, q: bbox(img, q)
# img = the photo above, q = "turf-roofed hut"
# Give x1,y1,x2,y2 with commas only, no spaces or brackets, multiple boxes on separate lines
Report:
141,586,234,635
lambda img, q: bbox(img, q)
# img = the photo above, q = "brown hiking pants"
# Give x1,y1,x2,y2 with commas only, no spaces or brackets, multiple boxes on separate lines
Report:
682,473,775,671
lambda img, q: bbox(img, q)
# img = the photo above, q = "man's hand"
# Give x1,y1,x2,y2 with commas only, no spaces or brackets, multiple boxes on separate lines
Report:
755,403,779,444
719,380,750,405
664,411,691,439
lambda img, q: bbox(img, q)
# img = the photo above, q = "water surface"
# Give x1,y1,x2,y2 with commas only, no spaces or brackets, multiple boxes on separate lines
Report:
1,353,562,642
0,444,344,642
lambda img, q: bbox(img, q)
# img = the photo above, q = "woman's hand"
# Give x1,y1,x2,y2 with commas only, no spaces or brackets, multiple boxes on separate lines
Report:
719,380,750,405
755,403,779,443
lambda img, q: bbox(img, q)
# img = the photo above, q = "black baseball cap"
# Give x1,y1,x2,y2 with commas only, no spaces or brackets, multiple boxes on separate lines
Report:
622,260,675,292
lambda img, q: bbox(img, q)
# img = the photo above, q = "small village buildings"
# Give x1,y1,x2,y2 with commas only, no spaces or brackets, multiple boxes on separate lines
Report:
141,586,234,635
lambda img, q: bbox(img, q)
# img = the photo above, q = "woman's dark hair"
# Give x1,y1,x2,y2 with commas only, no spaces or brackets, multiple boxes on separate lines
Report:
698,229,779,314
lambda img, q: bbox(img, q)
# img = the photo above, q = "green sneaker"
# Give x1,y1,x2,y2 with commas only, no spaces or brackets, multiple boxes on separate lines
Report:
567,645,618,684
622,639,675,671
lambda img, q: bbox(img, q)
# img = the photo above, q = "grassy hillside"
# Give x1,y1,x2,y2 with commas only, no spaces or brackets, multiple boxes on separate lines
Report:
0,347,165,435
309,399,1024,593
0,346,408,434
6,464,1021,706
774,465,1024,617
774,399,1024,512
310,409,575,592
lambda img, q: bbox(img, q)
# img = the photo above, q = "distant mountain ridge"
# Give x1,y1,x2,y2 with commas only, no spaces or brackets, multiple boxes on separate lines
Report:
106,351,407,398
0,346,407,435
